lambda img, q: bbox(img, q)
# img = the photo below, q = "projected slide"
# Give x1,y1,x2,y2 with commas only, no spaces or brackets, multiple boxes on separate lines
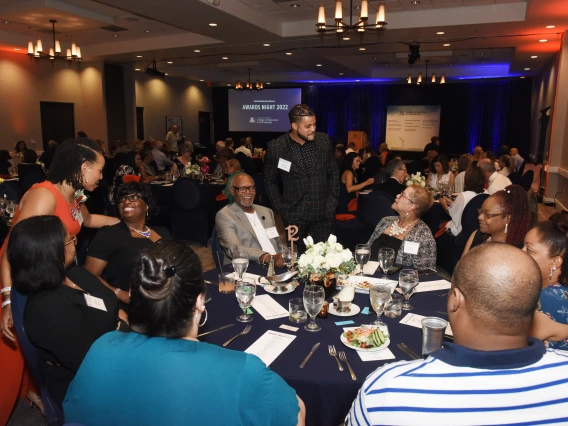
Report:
229,88,302,132
385,105,441,151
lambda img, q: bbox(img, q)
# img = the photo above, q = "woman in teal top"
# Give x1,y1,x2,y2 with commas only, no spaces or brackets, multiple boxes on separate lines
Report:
64,240,305,426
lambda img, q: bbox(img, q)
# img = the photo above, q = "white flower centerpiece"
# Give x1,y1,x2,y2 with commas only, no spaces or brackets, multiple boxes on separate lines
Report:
297,235,356,297
406,172,426,187
184,164,201,177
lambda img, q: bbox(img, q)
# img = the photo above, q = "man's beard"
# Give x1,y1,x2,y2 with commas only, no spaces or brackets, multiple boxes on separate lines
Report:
297,131,314,142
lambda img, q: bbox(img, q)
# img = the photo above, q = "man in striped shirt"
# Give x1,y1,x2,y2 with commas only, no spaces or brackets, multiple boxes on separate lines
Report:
347,243,568,426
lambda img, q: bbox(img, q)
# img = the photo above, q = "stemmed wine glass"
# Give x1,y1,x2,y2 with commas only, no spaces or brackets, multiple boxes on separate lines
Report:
399,269,419,310
232,248,249,281
235,280,256,322
355,244,371,276
303,285,325,332
281,244,295,271
369,284,392,326
5,200,17,219
378,248,395,278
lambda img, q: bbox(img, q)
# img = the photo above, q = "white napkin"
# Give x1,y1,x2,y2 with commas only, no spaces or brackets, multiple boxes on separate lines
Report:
363,261,380,275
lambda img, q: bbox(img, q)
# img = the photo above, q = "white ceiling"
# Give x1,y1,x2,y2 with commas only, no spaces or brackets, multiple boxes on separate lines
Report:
0,0,565,84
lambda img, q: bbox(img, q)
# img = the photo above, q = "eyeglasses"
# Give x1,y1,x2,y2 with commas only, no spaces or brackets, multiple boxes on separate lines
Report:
477,209,509,219
399,192,414,204
65,236,77,246
232,186,256,193
118,194,143,203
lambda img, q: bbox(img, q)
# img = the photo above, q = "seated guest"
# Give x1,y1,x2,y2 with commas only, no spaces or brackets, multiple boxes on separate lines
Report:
12,140,27,160
339,153,374,213
334,144,346,172
525,212,568,349
362,146,382,182
64,240,305,426
462,184,530,257
440,166,485,236
225,137,235,152
453,154,472,193
498,154,516,177
346,141,356,154
373,159,407,199
366,185,436,270
172,144,193,174
347,242,568,426
235,138,252,157
222,159,243,203
471,145,483,164
151,140,172,172
139,148,164,182
510,147,524,171
213,147,235,176
0,150,12,177
378,143,390,168
216,173,284,267
478,158,511,194
427,154,455,190
109,151,143,207
86,183,170,301
39,140,57,171
408,149,437,176
482,150,499,171
8,216,125,407
17,149,44,181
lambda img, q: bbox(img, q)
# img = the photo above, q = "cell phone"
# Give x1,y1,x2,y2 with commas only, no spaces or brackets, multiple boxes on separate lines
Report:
417,268,436,276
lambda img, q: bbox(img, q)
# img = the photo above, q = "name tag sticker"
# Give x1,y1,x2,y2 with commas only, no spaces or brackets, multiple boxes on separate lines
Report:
266,227,279,239
277,158,292,172
84,294,107,312
404,241,420,255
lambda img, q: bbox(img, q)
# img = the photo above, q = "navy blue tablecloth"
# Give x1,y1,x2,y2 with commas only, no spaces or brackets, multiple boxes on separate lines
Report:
201,264,448,426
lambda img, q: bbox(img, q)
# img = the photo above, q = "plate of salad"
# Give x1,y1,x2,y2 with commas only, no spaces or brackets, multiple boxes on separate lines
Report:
340,325,390,352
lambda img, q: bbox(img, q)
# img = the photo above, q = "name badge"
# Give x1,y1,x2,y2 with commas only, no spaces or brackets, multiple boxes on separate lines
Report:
84,294,107,312
277,158,292,172
403,241,420,255
77,211,84,227
265,226,279,239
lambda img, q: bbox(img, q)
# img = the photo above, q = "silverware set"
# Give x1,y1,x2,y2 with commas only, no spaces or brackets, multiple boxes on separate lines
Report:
397,342,421,360
338,352,357,380
299,342,320,368
328,345,344,371
222,325,252,347
326,345,356,380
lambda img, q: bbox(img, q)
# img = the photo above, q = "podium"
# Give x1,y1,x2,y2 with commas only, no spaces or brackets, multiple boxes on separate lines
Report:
347,131,369,150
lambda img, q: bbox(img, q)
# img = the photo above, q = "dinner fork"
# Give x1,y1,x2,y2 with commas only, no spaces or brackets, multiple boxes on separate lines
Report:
328,345,344,371
338,352,357,381
222,325,252,347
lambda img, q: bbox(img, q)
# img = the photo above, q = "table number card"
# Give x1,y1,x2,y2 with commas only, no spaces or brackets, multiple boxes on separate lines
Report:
251,294,289,320
245,330,296,366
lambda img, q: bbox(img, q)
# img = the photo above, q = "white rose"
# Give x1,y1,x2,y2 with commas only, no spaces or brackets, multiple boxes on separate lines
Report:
327,234,337,244
311,255,325,269
326,253,342,269
298,254,312,269
420,181,426,187
341,249,353,263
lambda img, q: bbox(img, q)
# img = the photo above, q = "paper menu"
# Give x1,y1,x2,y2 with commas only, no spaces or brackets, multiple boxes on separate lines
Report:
414,280,451,293
363,261,380,275
245,330,296,366
400,313,453,336
251,294,289,320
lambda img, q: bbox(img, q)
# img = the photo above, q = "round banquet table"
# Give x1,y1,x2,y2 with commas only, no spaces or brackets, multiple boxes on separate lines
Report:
201,264,449,426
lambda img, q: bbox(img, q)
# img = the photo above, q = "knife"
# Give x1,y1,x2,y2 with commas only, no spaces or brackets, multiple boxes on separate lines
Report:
400,343,421,360
197,324,235,337
299,342,320,368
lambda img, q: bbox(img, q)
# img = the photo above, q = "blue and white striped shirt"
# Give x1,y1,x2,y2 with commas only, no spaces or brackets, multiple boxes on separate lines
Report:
347,338,568,426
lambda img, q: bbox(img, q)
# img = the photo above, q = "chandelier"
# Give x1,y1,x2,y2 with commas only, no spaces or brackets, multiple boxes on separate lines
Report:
235,68,264,91
407,60,445,85
316,0,387,35
26,20,83,64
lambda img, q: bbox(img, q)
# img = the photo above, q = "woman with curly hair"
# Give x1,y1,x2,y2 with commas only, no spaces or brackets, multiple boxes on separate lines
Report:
462,184,530,257
525,212,568,349
85,182,171,302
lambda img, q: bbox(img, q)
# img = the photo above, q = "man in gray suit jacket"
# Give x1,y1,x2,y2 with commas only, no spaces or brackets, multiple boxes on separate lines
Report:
215,173,284,267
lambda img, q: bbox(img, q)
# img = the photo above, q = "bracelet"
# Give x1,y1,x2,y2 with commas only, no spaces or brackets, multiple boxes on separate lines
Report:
2,300,11,308
114,288,121,297
0,287,11,294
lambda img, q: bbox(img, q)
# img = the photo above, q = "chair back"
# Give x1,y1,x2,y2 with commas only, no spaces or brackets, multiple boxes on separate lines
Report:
520,170,534,192
211,225,225,269
357,190,396,230
337,183,353,214
508,171,521,185
20,172,45,194
0,182,21,202
455,193,489,248
11,289,64,426
172,178,200,210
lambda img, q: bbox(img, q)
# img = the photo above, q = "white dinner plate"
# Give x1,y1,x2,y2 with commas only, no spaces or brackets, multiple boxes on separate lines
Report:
340,326,391,352
329,303,360,317
340,276,398,294
263,282,296,295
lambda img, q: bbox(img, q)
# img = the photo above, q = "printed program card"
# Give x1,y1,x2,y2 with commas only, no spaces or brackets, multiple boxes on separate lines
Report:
400,313,453,336
357,348,396,362
363,261,380,275
245,330,296,366
251,294,289,320
414,280,451,293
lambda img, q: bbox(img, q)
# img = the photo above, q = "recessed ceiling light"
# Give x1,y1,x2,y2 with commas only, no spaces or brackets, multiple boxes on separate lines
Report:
286,52,292,55
136,55,143,58
165,73,168,75
531,55,538,58
263,43,270,47
135,68,141,71
194,49,201,53
200,79,204,82
13,48,20,51
339,72,344,75
343,37,350,40
227,84,231,86
411,0,420,4
167,61,173,64
290,3,300,7
359,47,366,51
540,39,548,42
437,31,444,35
113,34,119,37
524,67,530,70
356,79,360,82
3,20,10,24
266,82,271,84
520,76,525,79
222,56,228,59
145,30,151,33
546,25,555,29
316,64,322,66
443,43,450,47
209,23,217,26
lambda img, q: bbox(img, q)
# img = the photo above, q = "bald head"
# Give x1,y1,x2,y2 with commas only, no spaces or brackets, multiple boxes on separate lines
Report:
477,158,495,175
216,141,225,152
452,243,541,336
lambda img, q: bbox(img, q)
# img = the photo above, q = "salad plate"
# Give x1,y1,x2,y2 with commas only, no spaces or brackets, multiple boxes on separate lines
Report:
340,325,390,352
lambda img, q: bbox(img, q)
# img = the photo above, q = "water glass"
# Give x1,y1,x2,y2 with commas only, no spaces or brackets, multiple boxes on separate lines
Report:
378,248,395,278
232,248,249,280
289,298,307,323
422,317,448,356
5,200,17,219
355,244,371,276
369,284,391,326
399,269,419,310
281,244,295,270
303,285,325,332
0,199,6,216
218,272,235,294
235,280,256,322
385,294,403,318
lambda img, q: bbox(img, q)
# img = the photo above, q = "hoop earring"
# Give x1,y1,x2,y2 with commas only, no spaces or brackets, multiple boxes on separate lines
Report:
198,308,208,327
505,223,508,234
550,267,557,280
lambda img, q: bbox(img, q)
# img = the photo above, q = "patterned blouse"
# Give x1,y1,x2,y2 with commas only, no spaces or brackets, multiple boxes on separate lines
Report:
366,216,437,270
538,284,568,350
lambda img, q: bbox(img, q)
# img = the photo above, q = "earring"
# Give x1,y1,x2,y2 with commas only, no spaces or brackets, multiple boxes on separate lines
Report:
74,254,78,265
198,308,208,327
550,267,557,280
146,210,149,218
505,223,508,234
85,176,89,183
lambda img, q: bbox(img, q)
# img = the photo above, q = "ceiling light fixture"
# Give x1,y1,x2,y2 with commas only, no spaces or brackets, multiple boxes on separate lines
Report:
200,79,204,81
339,72,344,75
546,25,555,29
359,47,366,50
235,68,264,91
524,67,530,70
290,3,300,7
26,20,82,64
266,82,271,84
135,68,141,71
520,76,525,79
286,52,292,55
209,23,217,26
263,43,270,46
407,60,445,85
539,39,547,42
194,49,201,53
167,61,173,64
137,55,143,58
316,0,387,35
222,56,228,59
144,30,151,33
443,43,450,47
316,64,322,66
411,0,420,4
3,20,10,24
437,31,444,35
531,55,538,58
113,34,119,37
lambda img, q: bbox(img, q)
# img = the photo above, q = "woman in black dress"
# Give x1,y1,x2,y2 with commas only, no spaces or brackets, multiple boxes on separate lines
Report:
85,182,171,303
8,216,125,407
17,149,45,182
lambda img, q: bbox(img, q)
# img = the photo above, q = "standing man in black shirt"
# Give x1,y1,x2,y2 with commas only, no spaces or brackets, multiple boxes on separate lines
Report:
264,104,339,250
